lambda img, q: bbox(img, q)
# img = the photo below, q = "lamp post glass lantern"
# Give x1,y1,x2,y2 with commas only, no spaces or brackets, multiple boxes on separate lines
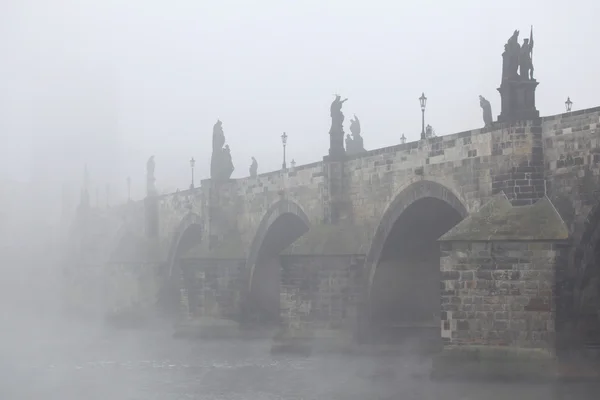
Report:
565,97,573,112
281,132,288,170
189,157,196,189
419,92,427,140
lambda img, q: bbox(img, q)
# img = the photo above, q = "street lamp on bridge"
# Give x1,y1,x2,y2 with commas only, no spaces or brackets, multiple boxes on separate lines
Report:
189,157,196,189
565,97,573,112
281,132,288,170
419,92,427,140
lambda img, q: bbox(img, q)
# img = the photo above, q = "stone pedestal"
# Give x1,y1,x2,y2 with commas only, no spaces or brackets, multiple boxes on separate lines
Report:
328,131,346,159
322,158,352,224
144,196,159,238
497,79,539,123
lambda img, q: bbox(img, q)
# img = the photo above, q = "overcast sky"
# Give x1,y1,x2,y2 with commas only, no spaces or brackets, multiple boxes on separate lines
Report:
1,0,599,207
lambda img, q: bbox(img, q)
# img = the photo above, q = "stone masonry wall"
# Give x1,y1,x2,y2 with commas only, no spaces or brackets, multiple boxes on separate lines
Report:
543,107,600,239
280,255,364,333
544,107,600,232
440,241,562,350
232,164,325,249
344,128,493,226
490,121,545,206
180,258,245,321
543,107,600,343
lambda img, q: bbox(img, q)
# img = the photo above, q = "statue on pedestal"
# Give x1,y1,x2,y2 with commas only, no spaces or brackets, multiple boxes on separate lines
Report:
479,95,494,128
497,27,539,123
249,157,258,178
210,120,234,181
329,95,348,158
346,114,365,155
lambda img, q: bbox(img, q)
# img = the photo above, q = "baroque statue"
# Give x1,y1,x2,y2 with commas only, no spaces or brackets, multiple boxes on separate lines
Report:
501,27,534,81
479,95,494,128
346,114,365,155
210,120,234,181
329,95,348,157
519,28,534,80
249,157,258,178
497,26,539,123
502,29,520,80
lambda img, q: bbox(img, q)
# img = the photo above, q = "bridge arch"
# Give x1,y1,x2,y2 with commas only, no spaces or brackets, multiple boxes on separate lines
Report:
161,212,204,316
243,199,310,324
362,179,468,342
166,212,204,277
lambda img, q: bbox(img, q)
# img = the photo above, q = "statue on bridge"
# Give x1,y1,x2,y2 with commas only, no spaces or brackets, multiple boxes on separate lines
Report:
502,29,520,81
249,156,258,178
497,27,539,123
329,95,348,158
346,114,365,155
479,95,494,128
210,120,234,181
146,155,157,195
519,28,534,80
501,27,534,82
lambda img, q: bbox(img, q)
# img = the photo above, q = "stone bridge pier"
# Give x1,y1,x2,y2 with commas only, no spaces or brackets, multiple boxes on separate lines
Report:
64,105,600,375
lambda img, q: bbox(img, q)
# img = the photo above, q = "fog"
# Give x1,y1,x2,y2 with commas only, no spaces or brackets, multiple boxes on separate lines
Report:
1,0,600,399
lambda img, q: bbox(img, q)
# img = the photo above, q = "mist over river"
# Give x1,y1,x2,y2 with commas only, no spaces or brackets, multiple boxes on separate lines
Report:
0,308,598,400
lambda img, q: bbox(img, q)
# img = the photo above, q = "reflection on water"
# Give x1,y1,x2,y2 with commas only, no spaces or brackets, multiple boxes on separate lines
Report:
1,315,599,400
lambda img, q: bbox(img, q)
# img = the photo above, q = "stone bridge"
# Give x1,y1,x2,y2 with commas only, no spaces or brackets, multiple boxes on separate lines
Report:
65,104,600,359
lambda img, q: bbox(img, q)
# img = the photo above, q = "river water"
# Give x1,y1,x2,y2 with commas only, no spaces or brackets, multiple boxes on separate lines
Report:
1,311,599,400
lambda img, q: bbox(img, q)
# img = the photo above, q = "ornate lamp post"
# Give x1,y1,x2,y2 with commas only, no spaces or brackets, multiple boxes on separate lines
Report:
419,92,427,140
281,132,288,170
565,97,573,112
126,176,131,201
189,157,196,189
290,159,296,172
400,134,406,144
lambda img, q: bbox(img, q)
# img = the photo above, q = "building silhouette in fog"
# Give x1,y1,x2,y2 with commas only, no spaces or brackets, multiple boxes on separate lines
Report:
31,64,123,225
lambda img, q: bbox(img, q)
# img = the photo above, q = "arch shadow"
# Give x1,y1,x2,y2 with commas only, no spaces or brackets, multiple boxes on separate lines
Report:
157,212,204,317
364,180,468,296
242,199,311,323
359,180,468,342
166,212,204,277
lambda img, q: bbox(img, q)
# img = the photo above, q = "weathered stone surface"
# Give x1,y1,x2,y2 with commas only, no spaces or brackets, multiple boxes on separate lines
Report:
282,224,372,255
440,193,569,241
439,240,563,350
280,255,364,333
64,105,600,354
180,258,245,322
